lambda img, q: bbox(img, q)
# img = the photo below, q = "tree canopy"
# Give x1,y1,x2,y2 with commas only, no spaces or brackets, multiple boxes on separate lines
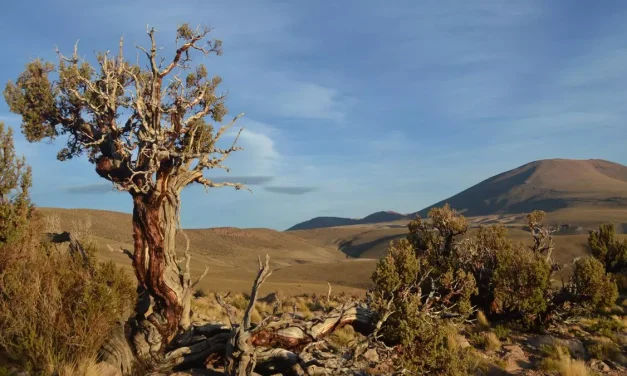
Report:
4,24,244,196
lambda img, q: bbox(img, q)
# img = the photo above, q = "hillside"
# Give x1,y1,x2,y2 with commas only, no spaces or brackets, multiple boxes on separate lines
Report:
288,159,627,231
287,211,406,231
36,207,367,295
416,158,627,217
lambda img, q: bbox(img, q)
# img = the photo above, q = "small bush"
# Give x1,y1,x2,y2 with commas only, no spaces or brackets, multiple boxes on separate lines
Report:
492,243,552,325
587,340,621,362
590,318,624,341
0,220,136,373
399,323,484,375
588,224,627,274
570,256,618,310
0,126,137,374
493,325,511,340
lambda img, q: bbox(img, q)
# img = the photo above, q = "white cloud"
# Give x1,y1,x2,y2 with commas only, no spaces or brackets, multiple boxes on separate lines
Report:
238,76,355,121
219,119,281,178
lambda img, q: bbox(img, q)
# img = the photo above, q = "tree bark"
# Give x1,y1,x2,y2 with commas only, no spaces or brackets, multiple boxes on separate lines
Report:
130,185,193,360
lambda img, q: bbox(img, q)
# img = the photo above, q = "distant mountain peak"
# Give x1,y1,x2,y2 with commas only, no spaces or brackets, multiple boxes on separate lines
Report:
287,210,406,231
287,159,627,231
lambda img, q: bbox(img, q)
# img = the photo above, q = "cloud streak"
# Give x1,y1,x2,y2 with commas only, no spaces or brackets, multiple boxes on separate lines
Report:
210,176,274,186
63,183,116,194
263,186,318,195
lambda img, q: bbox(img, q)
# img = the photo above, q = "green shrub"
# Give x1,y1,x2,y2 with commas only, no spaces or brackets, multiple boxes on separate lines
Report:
399,323,484,375
0,234,136,374
371,206,482,374
587,340,620,361
590,318,624,341
0,136,136,375
493,325,511,340
588,224,627,274
492,243,552,326
0,123,32,248
570,256,618,310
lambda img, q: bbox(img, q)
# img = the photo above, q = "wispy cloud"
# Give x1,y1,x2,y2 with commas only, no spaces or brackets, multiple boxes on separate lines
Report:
264,186,318,195
239,78,355,121
63,183,116,194
210,176,274,186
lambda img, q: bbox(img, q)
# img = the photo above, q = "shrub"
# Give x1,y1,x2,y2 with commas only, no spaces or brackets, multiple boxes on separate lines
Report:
492,242,552,326
0,123,32,248
0,233,136,373
371,206,481,374
399,323,483,375
588,224,627,274
570,256,618,310
493,325,511,340
0,130,136,373
589,318,624,341
587,340,621,362
462,224,512,306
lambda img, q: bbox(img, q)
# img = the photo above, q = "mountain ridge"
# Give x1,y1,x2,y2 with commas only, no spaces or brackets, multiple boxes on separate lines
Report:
287,159,627,231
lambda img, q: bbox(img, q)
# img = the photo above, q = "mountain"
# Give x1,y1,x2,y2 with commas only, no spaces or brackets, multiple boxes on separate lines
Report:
287,211,406,231
415,159,627,217
288,159,627,231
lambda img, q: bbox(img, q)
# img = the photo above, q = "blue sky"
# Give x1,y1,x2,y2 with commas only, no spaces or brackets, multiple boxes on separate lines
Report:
1,0,626,230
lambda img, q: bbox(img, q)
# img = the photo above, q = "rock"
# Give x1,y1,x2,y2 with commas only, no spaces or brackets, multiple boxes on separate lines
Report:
502,344,532,372
590,359,611,372
363,348,379,364
526,335,587,359
259,292,281,303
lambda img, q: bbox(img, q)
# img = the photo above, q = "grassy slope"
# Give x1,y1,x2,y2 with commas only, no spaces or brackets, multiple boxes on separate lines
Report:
37,207,366,296
37,204,627,294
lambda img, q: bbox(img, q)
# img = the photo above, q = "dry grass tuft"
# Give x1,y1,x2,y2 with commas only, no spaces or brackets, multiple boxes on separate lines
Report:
57,357,102,376
540,345,590,376
587,338,621,362
483,332,502,351
476,310,490,331
327,325,358,352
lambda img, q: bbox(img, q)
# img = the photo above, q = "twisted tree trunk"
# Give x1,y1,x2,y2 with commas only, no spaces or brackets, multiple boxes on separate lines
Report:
125,180,206,368
132,191,183,337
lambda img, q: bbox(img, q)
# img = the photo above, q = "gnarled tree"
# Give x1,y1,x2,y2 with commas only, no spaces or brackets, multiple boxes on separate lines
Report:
4,25,246,361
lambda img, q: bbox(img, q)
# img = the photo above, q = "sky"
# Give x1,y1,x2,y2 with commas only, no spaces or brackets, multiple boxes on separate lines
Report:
1,0,626,230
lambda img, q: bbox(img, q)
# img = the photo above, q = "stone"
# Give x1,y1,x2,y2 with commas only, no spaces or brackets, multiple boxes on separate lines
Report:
590,359,611,372
502,344,532,373
526,335,587,359
363,348,380,364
